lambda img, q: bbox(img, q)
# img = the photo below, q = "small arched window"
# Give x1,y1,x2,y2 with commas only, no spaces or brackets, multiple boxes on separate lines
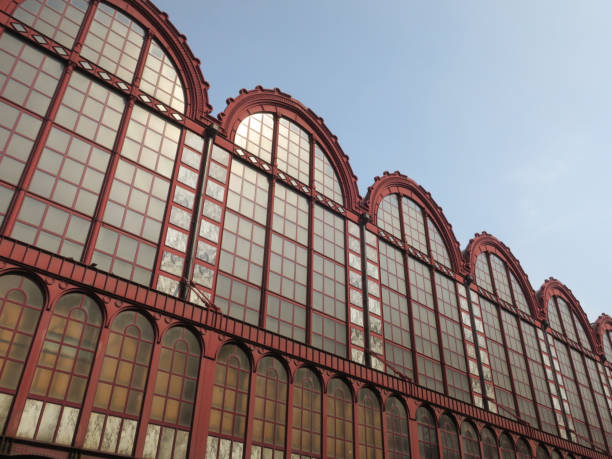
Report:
481,427,498,459
251,356,288,458
206,344,250,459
536,445,550,459
516,438,531,459
499,433,515,459
460,422,481,459
326,378,354,458
439,413,460,459
18,293,101,445
357,388,383,459
84,310,154,455
416,407,439,459
143,327,201,459
384,396,410,459
292,367,322,458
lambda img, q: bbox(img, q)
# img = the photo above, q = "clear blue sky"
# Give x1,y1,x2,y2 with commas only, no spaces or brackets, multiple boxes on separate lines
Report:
153,0,612,323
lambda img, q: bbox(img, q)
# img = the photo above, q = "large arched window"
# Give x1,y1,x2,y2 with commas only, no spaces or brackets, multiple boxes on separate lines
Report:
460,422,480,459
499,433,515,459
206,344,250,459
0,274,44,432
481,427,498,459
516,438,531,459
251,356,288,458
83,310,154,455
357,388,383,459
547,295,592,351
416,407,439,459
143,326,201,459
17,293,101,445
384,396,410,459
438,413,459,459
326,378,353,458
292,367,322,458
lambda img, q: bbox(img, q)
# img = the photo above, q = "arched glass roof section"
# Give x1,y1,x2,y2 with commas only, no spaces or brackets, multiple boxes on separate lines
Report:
465,232,537,317
537,278,596,352
365,171,462,272
594,314,612,361
218,87,361,211
7,0,212,118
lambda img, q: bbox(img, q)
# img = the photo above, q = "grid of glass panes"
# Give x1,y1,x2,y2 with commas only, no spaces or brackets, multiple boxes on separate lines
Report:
489,254,512,304
0,100,43,186
556,297,578,344
207,344,249,459
29,127,110,217
11,196,90,259
80,2,145,83
376,195,401,239
416,407,438,459
18,293,101,445
192,144,229,302
234,112,274,163
553,339,590,447
604,331,612,362
384,397,410,459
402,197,428,253
569,349,604,451
12,0,89,49
156,131,204,296
0,183,12,226
500,310,537,427
438,414,460,458
409,257,443,393
277,118,310,185
357,389,383,459
547,298,563,335
291,368,321,458
574,318,592,351
460,422,481,459
55,71,125,150
427,218,451,268
481,298,517,419
311,204,346,357
474,253,494,293
509,272,530,315
435,272,470,403
140,40,185,113
585,358,612,451
347,221,366,365
521,321,558,435
326,379,353,459
457,284,483,408
0,33,63,116
313,144,343,205
85,311,154,455
251,357,287,457
470,292,496,412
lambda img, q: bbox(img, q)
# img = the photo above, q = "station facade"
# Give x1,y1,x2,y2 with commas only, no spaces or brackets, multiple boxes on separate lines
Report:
0,1,611,458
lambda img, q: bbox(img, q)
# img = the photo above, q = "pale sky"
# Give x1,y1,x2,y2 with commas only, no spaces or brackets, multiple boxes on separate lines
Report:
152,0,612,323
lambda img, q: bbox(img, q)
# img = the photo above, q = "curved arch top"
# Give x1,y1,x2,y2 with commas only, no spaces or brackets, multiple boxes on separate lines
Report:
365,171,464,273
464,232,538,317
537,277,599,353
218,87,362,212
2,0,213,117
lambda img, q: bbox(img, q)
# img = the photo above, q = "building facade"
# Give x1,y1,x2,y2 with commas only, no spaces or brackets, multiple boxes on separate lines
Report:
0,0,611,458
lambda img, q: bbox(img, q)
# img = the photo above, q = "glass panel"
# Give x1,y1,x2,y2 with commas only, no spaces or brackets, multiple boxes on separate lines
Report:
276,118,309,185
416,407,438,459
489,254,512,303
81,2,144,82
234,113,273,163
377,194,401,239
227,160,269,225
326,379,353,459
427,218,450,268
385,397,409,459
402,197,427,253
291,368,321,456
313,144,343,205
252,357,287,450
474,253,493,293
357,388,383,459
460,422,480,459
140,40,185,113
214,273,261,326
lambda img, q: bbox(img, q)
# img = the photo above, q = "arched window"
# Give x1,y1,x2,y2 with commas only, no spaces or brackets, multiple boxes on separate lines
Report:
551,449,562,459
251,356,288,458
326,378,353,458
536,445,550,459
499,433,515,459
17,293,101,445
0,274,44,432
140,40,186,113
292,367,322,458
460,422,481,459
143,327,201,459
416,407,438,459
206,344,250,459
357,388,383,459
439,413,460,459
83,310,154,455
516,438,531,459
481,428,498,459
384,397,410,459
